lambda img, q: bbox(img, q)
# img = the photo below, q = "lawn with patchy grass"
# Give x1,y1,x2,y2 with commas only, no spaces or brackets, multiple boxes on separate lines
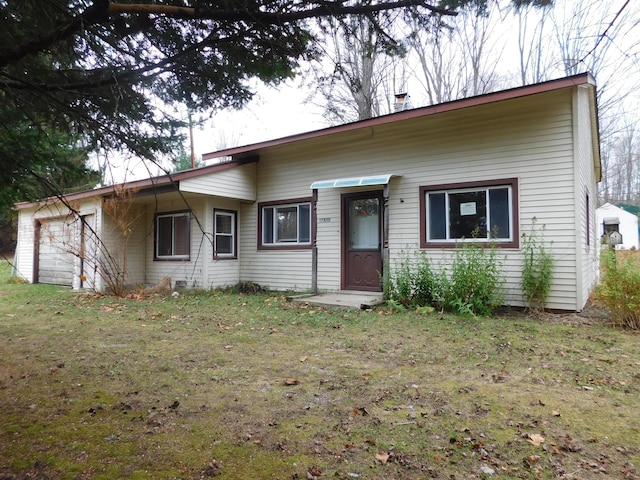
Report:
1,261,639,479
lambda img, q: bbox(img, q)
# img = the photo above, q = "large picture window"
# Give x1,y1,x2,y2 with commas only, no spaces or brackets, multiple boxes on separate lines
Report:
259,199,312,249
420,179,518,248
155,211,190,260
214,209,237,259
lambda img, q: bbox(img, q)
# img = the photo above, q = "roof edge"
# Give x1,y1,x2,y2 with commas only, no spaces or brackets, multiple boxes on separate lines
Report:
203,73,596,161
14,156,257,210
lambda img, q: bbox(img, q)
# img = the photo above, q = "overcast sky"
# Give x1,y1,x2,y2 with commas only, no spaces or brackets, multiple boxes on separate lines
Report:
103,0,639,183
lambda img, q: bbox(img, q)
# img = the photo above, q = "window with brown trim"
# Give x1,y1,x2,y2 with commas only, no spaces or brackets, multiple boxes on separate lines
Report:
155,211,190,260
420,178,519,248
214,209,237,259
258,198,312,249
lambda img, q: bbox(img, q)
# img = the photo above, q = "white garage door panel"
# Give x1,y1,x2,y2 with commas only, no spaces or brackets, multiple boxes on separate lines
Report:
39,217,76,286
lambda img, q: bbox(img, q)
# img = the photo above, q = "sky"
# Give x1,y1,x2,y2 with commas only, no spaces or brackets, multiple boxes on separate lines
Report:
103,0,640,184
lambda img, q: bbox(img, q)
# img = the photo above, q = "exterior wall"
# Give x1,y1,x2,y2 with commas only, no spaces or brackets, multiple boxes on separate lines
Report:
205,197,241,288
573,86,600,311
180,162,256,201
144,196,205,288
100,202,146,289
240,89,589,310
14,198,103,288
142,195,242,289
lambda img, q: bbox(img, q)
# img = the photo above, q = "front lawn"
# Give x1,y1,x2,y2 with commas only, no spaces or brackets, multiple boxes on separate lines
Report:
1,261,639,479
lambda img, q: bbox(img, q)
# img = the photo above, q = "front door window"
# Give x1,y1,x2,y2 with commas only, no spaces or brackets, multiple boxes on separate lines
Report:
349,198,380,249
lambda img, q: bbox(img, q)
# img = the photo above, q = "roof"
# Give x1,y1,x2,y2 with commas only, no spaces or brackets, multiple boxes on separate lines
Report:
16,73,600,210
14,156,257,210
202,73,600,169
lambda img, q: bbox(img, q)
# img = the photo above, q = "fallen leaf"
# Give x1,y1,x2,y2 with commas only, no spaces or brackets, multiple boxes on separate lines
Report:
480,465,495,475
375,452,389,464
528,434,545,446
307,465,322,479
353,406,369,416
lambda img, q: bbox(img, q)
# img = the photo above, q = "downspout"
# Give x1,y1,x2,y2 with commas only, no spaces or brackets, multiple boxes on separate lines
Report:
311,188,318,294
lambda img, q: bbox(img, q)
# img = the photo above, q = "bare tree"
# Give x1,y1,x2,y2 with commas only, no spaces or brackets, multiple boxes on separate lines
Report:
513,2,553,84
309,15,401,123
406,3,504,105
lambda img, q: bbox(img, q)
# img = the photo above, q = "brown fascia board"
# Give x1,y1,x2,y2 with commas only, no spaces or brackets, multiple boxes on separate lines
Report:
14,156,258,210
202,72,597,162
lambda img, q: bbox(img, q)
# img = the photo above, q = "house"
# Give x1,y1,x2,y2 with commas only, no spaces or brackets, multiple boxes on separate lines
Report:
595,203,639,250
13,73,601,311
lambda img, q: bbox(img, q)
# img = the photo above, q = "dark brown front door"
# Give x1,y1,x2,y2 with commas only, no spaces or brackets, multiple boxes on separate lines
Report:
343,191,383,291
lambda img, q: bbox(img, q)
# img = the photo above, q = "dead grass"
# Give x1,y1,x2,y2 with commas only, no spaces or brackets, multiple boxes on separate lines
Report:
1,261,639,479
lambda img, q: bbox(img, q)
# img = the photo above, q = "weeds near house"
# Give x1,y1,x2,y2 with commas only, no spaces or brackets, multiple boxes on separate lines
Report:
521,220,554,313
443,238,504,316
386,240,504,316
595,249,640,329
384,251,442,309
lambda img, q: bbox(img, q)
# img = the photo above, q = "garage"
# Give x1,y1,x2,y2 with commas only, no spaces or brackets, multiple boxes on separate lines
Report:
36,216,77,286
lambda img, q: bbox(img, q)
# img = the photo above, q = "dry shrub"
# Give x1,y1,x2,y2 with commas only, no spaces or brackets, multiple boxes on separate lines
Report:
595,249,640,329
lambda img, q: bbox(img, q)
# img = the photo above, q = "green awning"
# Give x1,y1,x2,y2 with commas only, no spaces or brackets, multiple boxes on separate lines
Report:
310,174,398,189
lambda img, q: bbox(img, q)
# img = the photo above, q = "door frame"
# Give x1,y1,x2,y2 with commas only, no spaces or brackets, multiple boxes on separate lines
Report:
340,190,384,291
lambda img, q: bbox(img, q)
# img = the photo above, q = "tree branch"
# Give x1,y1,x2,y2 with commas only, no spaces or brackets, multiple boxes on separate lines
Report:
0,1,455,68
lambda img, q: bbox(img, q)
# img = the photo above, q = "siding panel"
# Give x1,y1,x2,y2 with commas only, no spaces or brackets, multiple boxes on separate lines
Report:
240,89,587,310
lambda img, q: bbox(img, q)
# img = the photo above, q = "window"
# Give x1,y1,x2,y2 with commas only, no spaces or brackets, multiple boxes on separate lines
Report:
214,209,236,259
155,211,190,260
420,179,519,248
259,198,312,248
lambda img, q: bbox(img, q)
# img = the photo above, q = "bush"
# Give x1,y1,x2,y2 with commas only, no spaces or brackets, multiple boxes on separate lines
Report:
595,249,640,329
521,221,554,312
385,242,504,316
443,240,504,316
384,250,439,309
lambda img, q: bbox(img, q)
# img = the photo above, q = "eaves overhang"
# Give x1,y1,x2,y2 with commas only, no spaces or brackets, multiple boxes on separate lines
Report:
202,73,598,163
14,155,258,210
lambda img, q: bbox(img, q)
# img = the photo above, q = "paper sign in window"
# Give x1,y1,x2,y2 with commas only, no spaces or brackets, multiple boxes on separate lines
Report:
460,202,477,216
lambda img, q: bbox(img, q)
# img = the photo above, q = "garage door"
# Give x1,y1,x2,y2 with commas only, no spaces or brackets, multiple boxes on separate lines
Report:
37,217,76,286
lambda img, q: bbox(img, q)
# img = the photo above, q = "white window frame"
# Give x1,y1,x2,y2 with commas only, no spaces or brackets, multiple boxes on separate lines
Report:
261,201,312,247
214,209,236,258
425,184,514,243
155,211,190,260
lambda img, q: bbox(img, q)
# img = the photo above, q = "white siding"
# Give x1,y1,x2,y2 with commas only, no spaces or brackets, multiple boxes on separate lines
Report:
180,162,256,201
206,197,241,288
144,197,205,288
101,203,146,289
238,89,592,310
141,195,240,289
572,86,600,311
14,199,102,288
